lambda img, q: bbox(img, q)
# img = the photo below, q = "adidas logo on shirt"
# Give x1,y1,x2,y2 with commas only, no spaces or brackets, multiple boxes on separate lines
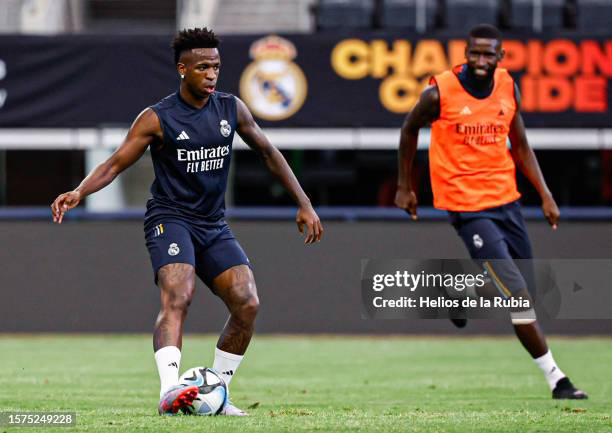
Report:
176,131,190,140
460,106,472,115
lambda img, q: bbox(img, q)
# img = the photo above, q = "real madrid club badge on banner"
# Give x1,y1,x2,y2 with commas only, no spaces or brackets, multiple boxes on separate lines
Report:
239,35,307,121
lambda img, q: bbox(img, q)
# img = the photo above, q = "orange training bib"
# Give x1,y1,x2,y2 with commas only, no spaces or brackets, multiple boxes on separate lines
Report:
429,65,520,211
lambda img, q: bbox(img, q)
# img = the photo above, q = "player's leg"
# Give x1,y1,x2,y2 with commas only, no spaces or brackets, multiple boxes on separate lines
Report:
499,206,550,359
449,215,510,327
208,264,258,416
460,204,587,399
195,227,254,416
145,222,200,413
509,320,587,399
502,203,587,399
211,265,259,371
155,263,201,414
154,263,196,381
456,217,535,316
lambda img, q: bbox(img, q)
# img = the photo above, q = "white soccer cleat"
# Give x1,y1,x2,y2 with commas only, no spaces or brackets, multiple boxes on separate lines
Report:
219,400,248,416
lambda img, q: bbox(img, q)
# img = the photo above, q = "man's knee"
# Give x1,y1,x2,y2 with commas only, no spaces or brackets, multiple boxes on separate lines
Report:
233,281,260,322
158,264,196,313
507,287,536,325
241,293,260,319
165,290,195,313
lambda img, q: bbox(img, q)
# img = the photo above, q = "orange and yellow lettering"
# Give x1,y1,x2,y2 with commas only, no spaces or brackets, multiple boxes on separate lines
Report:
331,39,370,80
371,40,410,78
379,75,422,113
543,40,580,76
575,75,608,111
527,40,544,75
448,39,466,68
412,40,448,77
581,41,612,76
500,40,526,72
538,76,573,111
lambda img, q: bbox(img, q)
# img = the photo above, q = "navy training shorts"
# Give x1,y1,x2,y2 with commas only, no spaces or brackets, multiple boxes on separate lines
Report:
144,220,250,288
448,200,536,298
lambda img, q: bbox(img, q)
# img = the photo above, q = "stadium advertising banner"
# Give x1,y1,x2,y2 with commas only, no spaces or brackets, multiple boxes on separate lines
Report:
0,33,611,127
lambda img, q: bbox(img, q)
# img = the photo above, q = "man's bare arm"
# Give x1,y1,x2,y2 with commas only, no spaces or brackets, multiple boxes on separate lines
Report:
51,108,161,223
235,97,323,243
509,86,560,228
395,85,440,219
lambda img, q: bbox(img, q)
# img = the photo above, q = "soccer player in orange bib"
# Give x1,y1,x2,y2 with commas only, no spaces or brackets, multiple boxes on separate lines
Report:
395,24,587,399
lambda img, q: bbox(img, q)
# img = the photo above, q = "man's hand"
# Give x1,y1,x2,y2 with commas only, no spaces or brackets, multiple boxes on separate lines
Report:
51,190,81,224
542,193,560,230
394,186,418,220
296,204,323,244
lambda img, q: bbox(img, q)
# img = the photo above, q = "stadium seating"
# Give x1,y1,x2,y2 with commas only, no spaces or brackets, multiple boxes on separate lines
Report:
86,0,176,34
316,0,375,29
312,0,611,32
576,0,612,32
213,0,311,34
446,0,499,29
380,0,438,31
507,0,565,31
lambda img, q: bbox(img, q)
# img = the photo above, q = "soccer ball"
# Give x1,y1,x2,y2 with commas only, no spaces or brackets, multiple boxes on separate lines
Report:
178,367,228,415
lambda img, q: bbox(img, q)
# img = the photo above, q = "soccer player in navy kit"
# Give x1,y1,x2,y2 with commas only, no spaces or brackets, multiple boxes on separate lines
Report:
51,28,323,416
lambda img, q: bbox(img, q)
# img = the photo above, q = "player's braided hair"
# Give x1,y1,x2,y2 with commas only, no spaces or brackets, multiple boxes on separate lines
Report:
468,24,502,41
172,28,220,64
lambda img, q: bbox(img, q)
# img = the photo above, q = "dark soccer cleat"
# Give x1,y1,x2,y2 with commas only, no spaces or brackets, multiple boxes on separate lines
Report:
158,384,199,415
450,318,467,328
552,377,588,400
449,304,467,328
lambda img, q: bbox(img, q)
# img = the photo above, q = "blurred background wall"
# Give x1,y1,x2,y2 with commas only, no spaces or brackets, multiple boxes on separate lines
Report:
1,220,611,334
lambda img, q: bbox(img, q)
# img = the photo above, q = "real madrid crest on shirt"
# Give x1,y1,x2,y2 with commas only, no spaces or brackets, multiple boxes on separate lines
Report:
239,35,307,121
219,119,231,137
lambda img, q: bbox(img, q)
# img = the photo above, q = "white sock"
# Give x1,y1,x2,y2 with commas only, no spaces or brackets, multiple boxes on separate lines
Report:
155,346,181,398
534,350,565,390
213,347,244,386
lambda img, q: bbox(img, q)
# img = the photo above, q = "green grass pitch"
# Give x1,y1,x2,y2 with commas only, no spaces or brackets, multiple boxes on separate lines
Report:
0,335,610,432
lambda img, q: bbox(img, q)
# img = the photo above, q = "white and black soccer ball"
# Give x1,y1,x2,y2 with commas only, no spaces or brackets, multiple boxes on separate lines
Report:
179,367,228,415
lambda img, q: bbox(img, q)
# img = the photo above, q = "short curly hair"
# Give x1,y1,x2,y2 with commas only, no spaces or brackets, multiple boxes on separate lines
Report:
468,24,502,41
172,28,220,64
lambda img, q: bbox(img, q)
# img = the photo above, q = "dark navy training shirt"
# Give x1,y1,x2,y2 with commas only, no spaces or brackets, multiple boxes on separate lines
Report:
144,91,237,228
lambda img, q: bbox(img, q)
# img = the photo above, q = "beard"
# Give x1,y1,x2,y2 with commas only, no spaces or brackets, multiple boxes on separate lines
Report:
467,65,495,83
